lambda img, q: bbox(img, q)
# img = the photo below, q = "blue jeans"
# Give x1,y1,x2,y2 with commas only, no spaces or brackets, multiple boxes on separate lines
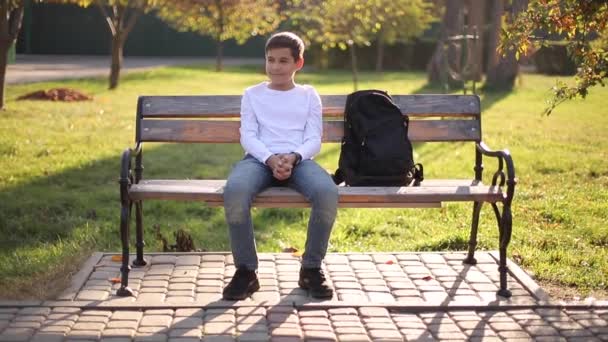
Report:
223,155,338,270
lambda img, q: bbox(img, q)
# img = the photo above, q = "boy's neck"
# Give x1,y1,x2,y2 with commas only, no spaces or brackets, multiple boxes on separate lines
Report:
268,81,296,91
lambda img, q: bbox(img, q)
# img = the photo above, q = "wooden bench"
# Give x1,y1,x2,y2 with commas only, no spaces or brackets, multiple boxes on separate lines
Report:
117,94,517,299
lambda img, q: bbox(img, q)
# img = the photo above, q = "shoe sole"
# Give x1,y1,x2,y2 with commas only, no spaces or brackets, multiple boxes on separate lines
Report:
223,281,260,301
298,280,333,299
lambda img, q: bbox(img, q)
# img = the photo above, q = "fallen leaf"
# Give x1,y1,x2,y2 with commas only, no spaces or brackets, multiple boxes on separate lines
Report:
422,275,433,281
282,247,298,253
111,255,122,262
385,260,394,265
109,277,121,284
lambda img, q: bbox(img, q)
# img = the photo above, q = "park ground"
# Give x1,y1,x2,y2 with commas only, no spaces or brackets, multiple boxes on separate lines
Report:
0,64,606,301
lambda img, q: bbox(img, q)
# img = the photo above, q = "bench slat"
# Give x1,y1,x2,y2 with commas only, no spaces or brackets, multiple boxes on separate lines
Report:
140,119,481,143
129,179,502,204
140,95,480,118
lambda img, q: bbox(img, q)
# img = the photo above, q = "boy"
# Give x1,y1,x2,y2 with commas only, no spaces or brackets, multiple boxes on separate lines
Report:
222,32,338,300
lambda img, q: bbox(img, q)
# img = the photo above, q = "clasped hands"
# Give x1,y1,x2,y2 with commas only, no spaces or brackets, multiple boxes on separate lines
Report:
266,153,298,181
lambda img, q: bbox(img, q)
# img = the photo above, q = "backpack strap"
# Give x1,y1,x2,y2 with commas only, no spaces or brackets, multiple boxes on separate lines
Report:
412,163,424,186
332,168,345,185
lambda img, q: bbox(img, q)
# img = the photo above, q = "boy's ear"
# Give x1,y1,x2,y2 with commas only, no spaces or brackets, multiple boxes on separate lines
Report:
296,58,304,70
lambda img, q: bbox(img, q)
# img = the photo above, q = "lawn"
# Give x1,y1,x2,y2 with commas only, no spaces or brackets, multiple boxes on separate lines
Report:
0,65,606,300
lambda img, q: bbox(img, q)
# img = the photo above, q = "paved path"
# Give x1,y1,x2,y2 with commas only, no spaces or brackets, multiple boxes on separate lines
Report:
1,251,607,341
6,55,262,84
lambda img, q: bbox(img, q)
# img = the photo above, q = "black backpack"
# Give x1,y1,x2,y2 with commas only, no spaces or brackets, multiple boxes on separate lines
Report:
332,90,423,186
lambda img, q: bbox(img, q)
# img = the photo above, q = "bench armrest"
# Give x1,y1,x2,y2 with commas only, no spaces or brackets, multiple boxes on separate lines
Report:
476,141,517,205
119,143,142,206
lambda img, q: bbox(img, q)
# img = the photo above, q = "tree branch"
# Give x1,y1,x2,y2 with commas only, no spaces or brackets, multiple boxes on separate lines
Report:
8,5,25,43
95,0,117,36
123,7,142,38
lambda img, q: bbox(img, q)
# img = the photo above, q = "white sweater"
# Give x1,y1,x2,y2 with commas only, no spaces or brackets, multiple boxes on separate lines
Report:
239,82,322,163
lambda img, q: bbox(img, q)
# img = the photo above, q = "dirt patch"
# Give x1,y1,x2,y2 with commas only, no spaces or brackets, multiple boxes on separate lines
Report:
539,280,608,302
17,88,92,102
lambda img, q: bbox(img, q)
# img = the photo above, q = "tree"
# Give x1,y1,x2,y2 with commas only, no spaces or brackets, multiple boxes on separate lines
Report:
371,0,436,72
500,0,608,114
49,0,155,89
485,0,529,91
0,0,24,110
155,0,280,71
289,0,376,90
466,0,485,80
427,0,464,86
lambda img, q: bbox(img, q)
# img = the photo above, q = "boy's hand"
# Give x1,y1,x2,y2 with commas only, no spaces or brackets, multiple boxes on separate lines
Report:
279,153,298,167
266,154,292,180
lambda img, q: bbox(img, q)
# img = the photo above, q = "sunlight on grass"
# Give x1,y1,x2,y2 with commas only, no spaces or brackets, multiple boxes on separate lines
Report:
1,66,607,299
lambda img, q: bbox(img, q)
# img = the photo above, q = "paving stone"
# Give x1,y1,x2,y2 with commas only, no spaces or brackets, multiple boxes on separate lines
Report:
76,290,110,301
328,308,358,316
151,255,177,265
112,311,143,321
400,328,435,341
72,321,107,331
30,332,66,342
0,328,35,342
235,308,266,317
497,330,531,339
175,256,201,266
201,335,234,342
204,322,235,335
205,314,236,324
169,328,202,338
237,332,269,341
366,292,395,302
134,333,168,342
367,329,402,340
171,317,202,329
302,329,337,341
102,328,136,338
335,334,370,342
100,338,134,342
358,307,389,318
106,320,139,329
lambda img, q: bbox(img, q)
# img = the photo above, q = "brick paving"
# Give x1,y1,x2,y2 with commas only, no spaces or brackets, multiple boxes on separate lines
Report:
2,252,607,341
61,252,537,306
1,306,607,341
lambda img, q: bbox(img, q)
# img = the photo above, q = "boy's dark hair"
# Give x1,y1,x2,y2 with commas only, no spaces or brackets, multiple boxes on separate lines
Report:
265,32,305,61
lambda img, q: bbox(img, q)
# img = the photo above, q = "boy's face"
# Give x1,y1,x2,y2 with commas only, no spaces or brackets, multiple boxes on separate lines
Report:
265,47,303,89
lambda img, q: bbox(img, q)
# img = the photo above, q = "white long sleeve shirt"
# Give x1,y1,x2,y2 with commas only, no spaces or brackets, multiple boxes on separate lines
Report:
239,82,323,163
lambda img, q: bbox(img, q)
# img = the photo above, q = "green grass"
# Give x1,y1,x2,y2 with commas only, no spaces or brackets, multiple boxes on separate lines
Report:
1,65,607,299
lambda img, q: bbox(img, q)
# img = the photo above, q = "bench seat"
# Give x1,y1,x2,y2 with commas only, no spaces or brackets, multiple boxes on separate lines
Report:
129,179,502,207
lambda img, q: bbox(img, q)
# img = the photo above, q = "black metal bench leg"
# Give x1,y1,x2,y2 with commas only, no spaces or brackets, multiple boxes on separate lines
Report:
117,201,134,297
497,204,513,298
133,201,147,267
464,201,482,265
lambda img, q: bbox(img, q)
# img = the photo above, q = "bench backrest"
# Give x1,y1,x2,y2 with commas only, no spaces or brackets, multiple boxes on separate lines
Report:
136,95,481,144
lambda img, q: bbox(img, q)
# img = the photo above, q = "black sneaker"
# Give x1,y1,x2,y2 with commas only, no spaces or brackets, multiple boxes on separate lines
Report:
222,267,259,300
298,267,334,299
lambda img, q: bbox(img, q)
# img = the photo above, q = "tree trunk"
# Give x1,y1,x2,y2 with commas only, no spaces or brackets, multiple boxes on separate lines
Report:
0,44,8,110
349,44,358,91
216,39,223,72
427,0,464,85
0,2,24,109
109,35,123,90
375,31,385,72
485,0,529,90
467,0,485,81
